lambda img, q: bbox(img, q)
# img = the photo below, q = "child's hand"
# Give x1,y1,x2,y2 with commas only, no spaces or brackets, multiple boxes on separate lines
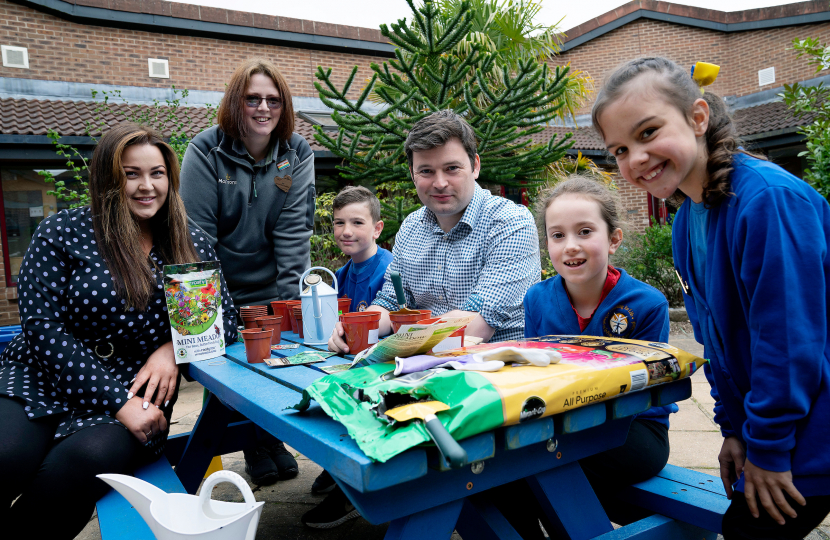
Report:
743,459,806,525
328,321,349,354
718,436,745,499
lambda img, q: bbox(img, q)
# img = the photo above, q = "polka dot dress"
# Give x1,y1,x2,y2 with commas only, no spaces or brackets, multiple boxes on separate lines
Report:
0,207,238,449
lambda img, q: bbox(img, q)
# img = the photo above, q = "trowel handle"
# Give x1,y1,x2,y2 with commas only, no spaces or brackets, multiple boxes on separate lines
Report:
390,271,407,308
424,414,467,469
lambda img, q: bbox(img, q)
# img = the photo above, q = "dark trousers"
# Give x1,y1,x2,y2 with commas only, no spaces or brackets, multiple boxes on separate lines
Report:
492,418,671,540
0,396,146,540
722,491,830,540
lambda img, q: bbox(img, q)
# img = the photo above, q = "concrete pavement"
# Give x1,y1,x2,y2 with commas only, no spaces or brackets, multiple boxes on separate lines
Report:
75,333,830,539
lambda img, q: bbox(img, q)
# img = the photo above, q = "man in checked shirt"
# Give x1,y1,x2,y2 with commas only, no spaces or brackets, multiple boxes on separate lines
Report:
309,110,542,529
328,109,541,353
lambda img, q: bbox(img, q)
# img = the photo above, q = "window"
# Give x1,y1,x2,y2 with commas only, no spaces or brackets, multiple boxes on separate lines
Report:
1,167,86,286
298,111,339,131
1,45,29,69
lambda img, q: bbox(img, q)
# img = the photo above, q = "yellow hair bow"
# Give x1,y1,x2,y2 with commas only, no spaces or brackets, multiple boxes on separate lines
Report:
691,62,720,94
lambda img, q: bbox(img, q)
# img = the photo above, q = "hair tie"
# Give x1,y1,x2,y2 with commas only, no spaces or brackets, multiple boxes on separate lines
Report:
691,62,720,94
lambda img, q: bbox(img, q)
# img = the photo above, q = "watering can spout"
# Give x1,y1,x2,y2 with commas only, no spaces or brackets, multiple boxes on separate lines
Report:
98,473,165,529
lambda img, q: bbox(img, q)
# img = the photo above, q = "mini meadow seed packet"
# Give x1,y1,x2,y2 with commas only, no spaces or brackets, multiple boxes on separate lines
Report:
164,262,227,364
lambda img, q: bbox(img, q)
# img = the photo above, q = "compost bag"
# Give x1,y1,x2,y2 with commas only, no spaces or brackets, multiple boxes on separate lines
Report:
295,335,705,462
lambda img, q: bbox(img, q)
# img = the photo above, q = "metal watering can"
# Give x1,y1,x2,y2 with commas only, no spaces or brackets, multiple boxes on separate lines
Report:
97,470,264,540
299,266,339,346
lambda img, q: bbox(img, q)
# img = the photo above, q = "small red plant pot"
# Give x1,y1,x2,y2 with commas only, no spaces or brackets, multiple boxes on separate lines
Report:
256,315,283,345
240,328,273,363
269,301,292,326
284,301,302,334
389,310,433,333
340,316,371,355
338,297,351,315
292,305,305,339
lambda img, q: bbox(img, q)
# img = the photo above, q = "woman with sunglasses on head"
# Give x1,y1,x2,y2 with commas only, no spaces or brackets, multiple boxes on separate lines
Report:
0,122,237,539
180,58,315,486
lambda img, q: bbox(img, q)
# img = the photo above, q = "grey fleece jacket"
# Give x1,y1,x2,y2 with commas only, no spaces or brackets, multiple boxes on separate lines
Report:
180,125,315,307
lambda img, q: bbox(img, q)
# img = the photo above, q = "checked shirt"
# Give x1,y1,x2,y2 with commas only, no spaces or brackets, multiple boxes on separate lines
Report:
373,184,541,342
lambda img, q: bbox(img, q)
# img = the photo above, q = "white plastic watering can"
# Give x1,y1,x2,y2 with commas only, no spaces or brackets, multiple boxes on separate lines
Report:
97,470,264,540
299,266,339,346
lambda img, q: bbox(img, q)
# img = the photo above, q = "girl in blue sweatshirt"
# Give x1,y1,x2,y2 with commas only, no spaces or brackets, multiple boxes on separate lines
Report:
593,57,830,539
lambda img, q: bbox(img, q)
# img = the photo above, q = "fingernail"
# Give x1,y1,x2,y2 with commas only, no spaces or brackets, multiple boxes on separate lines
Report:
165,400,169,408
127,392,134,399
143,401,149,410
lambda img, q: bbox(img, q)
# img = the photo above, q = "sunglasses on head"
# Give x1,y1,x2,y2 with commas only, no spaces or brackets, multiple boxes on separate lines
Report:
244,96,283,110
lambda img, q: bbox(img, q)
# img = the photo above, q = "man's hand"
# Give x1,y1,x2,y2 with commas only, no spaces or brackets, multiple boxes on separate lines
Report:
743,459,806,525
719,436,746,499
128,342,178,409
442,310,495,342
328,321,349,354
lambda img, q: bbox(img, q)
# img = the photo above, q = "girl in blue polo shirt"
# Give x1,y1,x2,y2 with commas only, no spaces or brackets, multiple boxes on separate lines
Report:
520,176,676,531
593,56,830,539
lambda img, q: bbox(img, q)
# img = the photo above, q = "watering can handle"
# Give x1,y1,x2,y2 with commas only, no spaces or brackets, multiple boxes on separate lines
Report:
299,266,339,295
199,470,258,512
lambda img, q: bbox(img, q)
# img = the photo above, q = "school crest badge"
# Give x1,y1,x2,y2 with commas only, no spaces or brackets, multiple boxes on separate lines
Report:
603,305,635,338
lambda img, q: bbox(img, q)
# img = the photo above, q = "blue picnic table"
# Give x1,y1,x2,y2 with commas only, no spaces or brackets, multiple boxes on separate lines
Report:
112,330,726,540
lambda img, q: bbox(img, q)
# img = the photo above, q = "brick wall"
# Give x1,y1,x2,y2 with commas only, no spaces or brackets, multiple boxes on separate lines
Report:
0,235,19,326
616,175,651,232
554,19,830,115
0,0,387,99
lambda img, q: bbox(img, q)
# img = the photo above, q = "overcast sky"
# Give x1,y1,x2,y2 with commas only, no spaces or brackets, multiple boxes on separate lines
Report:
169,0,806,33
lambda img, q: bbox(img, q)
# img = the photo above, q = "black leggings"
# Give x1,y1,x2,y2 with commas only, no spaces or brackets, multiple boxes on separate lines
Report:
722,490,830,540
0,396,147,540
493,418,671,540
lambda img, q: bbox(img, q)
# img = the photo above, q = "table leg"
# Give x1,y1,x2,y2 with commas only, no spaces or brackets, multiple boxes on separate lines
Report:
456,495,523,540
384,499,464,540
527,462,614,540
174,392,234,494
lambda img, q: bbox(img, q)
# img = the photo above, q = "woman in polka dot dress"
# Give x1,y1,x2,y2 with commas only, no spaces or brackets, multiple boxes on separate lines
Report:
0,122,238,539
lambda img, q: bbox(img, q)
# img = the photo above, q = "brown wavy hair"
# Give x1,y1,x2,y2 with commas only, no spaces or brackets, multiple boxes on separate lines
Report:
535,175,624,245
591,57,763,206
89,122,198,311
217,58,295,143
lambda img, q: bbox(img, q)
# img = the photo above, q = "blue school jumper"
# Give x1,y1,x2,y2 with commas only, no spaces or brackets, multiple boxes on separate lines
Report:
673,153,830,496
523,268,677,426
335,248,393,312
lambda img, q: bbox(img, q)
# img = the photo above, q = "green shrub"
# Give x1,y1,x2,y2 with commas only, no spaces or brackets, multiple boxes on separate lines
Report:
613,218,683,307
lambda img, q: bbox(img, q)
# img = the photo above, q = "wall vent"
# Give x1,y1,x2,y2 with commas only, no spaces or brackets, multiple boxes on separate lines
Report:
148,58,169,79
758,67,775,87
2,45,29,69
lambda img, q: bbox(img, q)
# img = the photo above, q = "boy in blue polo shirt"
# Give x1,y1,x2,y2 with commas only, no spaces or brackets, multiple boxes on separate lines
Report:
332,186,393,313
305,186,392,521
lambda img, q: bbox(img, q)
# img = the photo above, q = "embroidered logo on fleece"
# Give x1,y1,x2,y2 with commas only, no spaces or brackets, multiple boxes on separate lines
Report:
603,304,635,338
277,159,290,171
218,174,236,185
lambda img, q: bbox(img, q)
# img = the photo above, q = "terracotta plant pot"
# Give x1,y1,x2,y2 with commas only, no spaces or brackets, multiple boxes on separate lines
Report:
340,312,382,354
240,328,273,364
256,315,283,345
239,305,267,329
389,309,432,332
292,305,304,339
284,301,302,334
337,297,351,315
269,301,291,327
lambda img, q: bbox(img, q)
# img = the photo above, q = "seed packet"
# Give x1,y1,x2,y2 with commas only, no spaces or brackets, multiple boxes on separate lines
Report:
264,351,327,367
272,343,300,350
320,363,352,374
164,261,226,364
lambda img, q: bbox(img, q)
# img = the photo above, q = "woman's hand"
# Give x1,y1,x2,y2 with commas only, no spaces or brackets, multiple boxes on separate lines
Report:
744,459,806,525
127,342,178,409
718,435,746,499
115,395,168,444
